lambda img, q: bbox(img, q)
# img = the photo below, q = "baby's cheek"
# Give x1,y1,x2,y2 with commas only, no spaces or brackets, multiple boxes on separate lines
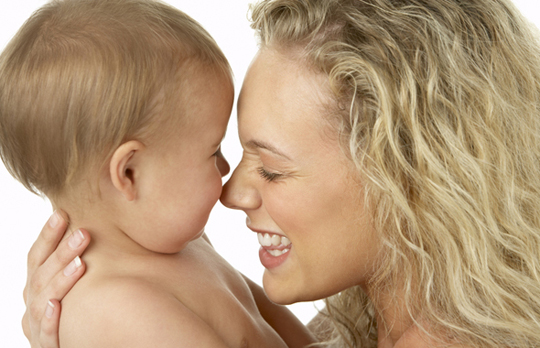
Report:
207,171,225,202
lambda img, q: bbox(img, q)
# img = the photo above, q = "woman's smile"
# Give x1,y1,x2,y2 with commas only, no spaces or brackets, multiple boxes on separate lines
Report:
256,232,292,268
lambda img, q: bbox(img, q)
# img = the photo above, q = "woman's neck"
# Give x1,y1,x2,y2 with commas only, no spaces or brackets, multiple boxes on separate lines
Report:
370,290,465,348
364,284,436,348
372,292,414,348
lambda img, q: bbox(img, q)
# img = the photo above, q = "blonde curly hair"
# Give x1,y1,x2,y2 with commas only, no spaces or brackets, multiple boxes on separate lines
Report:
250,0,540,347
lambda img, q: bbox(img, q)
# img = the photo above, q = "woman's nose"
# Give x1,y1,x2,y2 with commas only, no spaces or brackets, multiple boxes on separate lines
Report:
220,162,261,211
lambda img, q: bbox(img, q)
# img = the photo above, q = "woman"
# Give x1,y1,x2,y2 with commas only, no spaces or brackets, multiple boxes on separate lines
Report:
22,0,540,347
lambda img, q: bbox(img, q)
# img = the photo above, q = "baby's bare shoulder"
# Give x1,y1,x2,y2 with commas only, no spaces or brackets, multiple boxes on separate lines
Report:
59,276,230,348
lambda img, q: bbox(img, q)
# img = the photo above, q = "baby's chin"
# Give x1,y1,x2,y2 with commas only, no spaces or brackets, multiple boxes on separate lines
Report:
140,228,206,254
190,228,206,242
169,229,206,253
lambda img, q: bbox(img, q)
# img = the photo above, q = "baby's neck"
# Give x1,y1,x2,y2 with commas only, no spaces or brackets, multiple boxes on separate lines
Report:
55,198,159,263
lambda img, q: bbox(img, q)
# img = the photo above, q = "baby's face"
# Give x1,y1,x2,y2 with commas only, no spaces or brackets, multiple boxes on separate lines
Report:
135,68,233,253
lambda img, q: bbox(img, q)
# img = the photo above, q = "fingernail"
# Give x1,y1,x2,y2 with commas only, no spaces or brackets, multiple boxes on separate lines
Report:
49,211,60,228
68,229,85,249
64,256,82,276
45,301,55,318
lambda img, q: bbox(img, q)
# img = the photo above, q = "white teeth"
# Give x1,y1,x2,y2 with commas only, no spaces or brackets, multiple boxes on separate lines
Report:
262,233,272,247
257,233,292,248
282,236,291,246
267,248,291,257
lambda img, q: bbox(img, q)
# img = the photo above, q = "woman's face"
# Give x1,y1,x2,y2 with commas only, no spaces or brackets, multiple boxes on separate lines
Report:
221,49,381,304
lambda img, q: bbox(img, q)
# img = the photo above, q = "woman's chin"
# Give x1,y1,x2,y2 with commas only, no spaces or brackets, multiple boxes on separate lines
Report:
261,273,292,304
262,272,319,305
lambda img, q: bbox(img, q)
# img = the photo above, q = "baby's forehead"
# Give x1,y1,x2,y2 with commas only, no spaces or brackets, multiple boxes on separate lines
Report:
153,65,233,140
166,64,234,110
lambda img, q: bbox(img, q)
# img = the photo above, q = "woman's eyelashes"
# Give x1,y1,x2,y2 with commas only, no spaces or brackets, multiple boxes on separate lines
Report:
257,167,282,182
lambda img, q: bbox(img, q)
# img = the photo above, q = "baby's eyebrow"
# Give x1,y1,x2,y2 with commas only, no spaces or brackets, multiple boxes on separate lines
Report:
245,140,292,160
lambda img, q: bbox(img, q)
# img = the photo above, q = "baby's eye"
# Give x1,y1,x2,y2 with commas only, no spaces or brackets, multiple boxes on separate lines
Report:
212,147,222,157
257,167,282,182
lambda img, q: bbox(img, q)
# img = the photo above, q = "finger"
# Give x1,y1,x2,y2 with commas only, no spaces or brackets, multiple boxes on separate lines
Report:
27,210,70,276
29,229,90,297
40,299,61,348
28,256,86,324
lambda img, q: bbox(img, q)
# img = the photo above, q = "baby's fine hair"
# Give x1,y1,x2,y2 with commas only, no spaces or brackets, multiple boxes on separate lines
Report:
250,0,540,347
0,0,230,198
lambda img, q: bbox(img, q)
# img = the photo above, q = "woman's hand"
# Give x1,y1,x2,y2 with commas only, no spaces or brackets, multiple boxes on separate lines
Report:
22,210,90,348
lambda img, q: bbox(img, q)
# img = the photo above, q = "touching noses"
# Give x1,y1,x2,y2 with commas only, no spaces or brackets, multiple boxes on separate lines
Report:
220,160,261,211
215,149,230,177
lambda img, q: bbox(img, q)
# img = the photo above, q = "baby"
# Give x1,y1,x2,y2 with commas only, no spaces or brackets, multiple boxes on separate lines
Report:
0,0,314,347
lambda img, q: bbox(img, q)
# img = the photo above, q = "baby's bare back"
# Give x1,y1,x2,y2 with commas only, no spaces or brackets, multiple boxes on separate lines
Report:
58,237,287,348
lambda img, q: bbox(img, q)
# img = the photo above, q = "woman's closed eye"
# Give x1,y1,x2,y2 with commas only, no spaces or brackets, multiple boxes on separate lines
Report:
257,167,282,182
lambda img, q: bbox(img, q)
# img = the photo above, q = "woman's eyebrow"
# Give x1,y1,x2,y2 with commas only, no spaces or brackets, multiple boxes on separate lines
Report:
245,139,292,160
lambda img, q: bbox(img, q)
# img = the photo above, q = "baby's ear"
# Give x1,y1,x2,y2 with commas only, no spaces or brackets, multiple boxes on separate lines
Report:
109,140,145,201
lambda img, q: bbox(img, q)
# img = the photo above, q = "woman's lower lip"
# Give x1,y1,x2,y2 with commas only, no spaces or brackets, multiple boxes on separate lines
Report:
258,247,291,269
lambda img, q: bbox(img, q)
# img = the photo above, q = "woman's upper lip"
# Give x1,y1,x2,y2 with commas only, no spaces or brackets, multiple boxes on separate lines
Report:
247,226,284,237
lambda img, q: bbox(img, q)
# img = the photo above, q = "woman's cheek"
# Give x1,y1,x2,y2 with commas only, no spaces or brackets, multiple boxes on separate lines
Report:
264,185,305,231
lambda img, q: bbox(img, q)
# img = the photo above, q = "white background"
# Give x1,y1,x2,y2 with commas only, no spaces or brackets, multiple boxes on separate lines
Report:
0,1,538,346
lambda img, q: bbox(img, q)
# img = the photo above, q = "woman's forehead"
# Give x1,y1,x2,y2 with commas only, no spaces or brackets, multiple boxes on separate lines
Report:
236,49,343,159
238,49,332,119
